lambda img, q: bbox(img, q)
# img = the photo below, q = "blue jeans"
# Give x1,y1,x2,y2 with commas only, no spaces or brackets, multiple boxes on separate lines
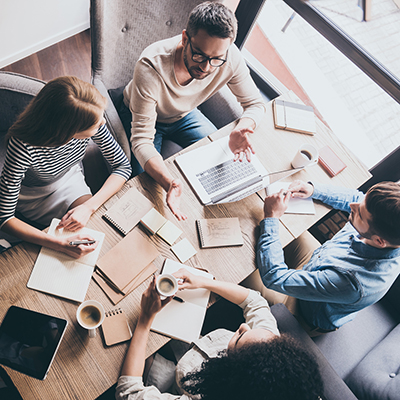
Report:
118,102,216,176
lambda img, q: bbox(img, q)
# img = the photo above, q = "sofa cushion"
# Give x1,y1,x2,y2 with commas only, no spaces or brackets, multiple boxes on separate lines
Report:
271,303,357,400
313,301,399,380
346,323,400,400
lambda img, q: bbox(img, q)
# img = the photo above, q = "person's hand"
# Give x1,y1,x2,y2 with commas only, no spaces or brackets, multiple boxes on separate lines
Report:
229,127,255,162
58,234,98,259
139,276,172,324
173,268,208,290
288,180,314,198
166,179,187,221
263,189,291,219
57,203,93,231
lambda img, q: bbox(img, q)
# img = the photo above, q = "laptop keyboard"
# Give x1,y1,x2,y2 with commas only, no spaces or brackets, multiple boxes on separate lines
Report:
196,159,257,195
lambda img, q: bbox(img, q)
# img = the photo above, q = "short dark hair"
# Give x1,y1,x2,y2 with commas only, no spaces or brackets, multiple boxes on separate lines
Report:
180,334,324,400
186,2,237,41
8,76,106,147
365,181,400,246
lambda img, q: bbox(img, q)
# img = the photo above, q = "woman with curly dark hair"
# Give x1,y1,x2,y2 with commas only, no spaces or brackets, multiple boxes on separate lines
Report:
116,269,324,400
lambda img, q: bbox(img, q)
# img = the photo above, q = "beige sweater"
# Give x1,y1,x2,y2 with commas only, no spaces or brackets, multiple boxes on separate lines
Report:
123,35,266,168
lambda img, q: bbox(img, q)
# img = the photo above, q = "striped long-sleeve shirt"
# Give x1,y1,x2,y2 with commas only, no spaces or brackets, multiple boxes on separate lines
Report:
0,124,132,227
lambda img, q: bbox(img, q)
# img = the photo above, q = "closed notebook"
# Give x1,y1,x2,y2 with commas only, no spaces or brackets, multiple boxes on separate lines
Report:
101,308,132,346
273,99,316,135
103,187,154,235
196,218,243,248
96,228,160,293
27,218,105,303
318,145,347,177
151,259,213,343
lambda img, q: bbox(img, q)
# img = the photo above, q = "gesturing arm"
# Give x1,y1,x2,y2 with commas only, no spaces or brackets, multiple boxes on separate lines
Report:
120,277,172,377
144,156,187,221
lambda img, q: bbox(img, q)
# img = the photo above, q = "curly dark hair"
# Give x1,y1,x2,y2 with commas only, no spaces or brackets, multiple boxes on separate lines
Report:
180,333,323,400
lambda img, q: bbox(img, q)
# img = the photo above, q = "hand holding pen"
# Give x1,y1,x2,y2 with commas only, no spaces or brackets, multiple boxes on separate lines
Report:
62,236,98,259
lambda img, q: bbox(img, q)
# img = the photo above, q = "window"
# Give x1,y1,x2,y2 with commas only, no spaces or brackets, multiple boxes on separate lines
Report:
233,0,400,172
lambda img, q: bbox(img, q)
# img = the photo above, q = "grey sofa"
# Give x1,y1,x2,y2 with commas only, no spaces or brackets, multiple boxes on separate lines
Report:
312,275,400,400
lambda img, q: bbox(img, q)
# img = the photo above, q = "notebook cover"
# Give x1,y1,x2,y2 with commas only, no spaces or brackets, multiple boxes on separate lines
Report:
140,208,167,235
273,99,316,135
27,219,105,303
93,262,157,305
318,145,347,177
170,238,197,263
151,259,213,343
101,308,132,346
156,220,183,245
103,187,154,235
196,218,243,248
96,228,159,293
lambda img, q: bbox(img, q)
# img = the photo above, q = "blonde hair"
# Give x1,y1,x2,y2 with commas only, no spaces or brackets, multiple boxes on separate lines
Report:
8,76,107,146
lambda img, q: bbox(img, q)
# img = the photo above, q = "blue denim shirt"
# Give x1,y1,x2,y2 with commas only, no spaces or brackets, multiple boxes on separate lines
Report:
257,183,400,330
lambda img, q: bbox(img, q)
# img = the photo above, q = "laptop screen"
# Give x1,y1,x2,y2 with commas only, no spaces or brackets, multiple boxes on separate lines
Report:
0,306,68,380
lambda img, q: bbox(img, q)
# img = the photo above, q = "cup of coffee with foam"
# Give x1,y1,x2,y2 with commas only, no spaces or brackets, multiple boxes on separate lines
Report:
76,300,105,338
156,274,179,300
291,143,319,169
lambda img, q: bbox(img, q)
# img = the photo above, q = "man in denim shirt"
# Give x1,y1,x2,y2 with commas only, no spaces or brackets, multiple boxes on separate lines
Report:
247,180,400,333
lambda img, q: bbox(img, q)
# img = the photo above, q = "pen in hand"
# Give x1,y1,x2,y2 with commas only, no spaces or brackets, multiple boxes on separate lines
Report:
69,240,97,246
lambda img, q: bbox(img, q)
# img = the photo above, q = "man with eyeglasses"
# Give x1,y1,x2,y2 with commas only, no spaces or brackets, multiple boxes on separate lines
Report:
122,2,265,220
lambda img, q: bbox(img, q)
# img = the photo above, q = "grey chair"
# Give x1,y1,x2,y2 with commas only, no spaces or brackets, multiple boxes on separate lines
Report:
0,71,109,196
90,0,242,161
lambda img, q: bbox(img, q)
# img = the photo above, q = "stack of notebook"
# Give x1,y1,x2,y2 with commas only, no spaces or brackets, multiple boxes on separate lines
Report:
93,228,160,304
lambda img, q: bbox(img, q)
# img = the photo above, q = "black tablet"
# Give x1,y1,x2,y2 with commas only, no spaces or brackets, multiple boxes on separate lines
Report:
0,306,68,380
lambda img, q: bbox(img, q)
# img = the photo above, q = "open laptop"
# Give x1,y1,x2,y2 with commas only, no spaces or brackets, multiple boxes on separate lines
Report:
0,306,68,380
175,135,270,205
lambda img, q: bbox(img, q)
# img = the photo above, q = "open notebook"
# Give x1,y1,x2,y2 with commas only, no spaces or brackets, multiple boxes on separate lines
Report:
27,218,105,302
151,259,213,343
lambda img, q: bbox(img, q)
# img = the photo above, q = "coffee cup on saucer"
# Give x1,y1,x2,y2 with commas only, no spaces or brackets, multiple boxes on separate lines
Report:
76,300,105,338
291,144,319,169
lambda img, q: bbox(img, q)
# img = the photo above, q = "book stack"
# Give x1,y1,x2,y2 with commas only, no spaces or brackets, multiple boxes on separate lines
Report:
93,228,159,304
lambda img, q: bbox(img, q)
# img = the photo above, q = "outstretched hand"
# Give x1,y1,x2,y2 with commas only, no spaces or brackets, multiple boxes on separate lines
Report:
140,276,172,324
166,178,187,221
229,127,255,162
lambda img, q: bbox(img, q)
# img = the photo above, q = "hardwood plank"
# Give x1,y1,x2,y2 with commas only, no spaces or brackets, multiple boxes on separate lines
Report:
1,30,91,83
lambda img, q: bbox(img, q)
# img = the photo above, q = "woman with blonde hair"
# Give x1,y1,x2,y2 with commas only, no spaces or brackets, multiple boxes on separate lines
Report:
0,76,131,258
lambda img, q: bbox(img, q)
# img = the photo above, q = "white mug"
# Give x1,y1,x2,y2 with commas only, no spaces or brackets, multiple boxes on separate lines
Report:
156,274,179,300
76,300,105,338
291,143,319,169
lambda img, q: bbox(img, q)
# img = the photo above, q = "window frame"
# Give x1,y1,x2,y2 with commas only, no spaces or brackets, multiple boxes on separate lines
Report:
234,0,400,185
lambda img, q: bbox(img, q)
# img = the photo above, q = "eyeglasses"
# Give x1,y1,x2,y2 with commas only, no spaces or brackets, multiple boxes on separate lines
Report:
187,35,228,68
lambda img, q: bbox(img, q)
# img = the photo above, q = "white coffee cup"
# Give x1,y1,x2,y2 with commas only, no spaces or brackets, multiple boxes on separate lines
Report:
76,300,105,338
156,274,179,300
291,143,319,169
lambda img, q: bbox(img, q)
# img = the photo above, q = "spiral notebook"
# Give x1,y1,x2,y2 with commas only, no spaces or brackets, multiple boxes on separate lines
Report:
103,187,154,235
196,218,243,248
101,308,132,346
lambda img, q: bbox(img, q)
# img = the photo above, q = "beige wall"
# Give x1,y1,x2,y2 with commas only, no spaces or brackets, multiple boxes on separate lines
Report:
0,0,90,68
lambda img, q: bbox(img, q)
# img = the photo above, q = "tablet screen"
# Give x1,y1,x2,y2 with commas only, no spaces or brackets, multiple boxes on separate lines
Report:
0,306,68,380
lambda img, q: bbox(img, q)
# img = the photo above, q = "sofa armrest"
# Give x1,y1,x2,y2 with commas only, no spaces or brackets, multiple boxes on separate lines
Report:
92,77,131,161
271,304,357,400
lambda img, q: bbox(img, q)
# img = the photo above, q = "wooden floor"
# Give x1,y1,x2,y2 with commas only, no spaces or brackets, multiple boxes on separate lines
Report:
0,30,91,83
